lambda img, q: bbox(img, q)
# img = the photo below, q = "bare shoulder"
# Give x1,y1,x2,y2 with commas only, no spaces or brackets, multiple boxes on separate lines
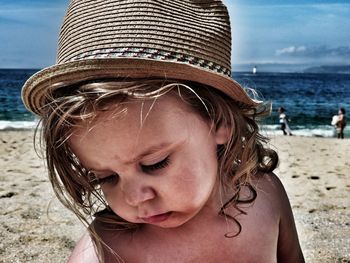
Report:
254,173,305,263
68,232,99,263
248,173,290,220
254,172,290,208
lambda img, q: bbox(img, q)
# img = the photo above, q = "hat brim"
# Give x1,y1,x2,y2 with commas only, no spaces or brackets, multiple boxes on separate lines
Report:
22,58,257,115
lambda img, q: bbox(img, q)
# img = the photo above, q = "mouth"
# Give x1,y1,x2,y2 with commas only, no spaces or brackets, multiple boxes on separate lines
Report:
140,211,173,224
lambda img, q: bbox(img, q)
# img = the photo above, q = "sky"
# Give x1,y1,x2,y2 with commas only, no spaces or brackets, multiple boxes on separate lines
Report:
1,0,350,71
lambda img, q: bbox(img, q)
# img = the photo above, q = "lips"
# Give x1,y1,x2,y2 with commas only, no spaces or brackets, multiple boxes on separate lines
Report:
140,211,172,224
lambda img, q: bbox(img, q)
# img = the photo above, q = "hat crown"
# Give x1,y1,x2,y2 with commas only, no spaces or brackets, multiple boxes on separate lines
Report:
57,0,232,76
22,0,256,117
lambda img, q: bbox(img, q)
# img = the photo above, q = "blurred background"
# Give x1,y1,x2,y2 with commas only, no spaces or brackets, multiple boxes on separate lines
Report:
1,0,349,136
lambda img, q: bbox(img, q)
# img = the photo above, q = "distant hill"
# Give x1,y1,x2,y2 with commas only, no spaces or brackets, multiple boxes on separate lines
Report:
233,63,350,74
233,63,306,73
303,65,350,74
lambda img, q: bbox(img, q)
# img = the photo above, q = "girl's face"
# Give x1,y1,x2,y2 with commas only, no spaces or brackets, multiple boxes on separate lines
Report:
69,95,228,228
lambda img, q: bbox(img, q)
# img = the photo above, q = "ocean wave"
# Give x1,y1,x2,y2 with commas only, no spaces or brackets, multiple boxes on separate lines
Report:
261,124,349,138
0,120,348,138
0,120,38,130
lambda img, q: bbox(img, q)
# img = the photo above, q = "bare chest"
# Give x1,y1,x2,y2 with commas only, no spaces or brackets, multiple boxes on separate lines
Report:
103,178,281,263
105,217,278,263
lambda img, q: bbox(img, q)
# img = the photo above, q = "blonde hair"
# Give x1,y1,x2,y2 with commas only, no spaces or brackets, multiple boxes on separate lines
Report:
37,78,278,261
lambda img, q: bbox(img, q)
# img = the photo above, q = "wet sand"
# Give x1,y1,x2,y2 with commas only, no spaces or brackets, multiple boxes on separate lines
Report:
0,130,349,262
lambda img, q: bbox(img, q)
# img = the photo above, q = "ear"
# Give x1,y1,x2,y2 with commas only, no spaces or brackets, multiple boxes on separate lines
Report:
214,124,231,145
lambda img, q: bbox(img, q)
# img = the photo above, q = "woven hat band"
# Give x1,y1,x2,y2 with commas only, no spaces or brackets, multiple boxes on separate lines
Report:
57,0,232,77
69,47,231,76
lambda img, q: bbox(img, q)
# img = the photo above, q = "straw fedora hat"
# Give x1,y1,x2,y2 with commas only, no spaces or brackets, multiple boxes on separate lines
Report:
22,0,256,116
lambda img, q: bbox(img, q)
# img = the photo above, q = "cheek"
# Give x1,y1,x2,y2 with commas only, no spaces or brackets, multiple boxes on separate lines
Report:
168,164,217,206
102,189,131,216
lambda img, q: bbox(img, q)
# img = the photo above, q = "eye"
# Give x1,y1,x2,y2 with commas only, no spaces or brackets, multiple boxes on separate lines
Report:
88,171,119,186
97,174,119,185
141,156,170,173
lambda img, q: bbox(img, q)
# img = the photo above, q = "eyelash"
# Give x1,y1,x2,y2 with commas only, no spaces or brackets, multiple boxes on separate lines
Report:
141,156,170,172
98,174,119,185
87,156,170,186
89,173,119,186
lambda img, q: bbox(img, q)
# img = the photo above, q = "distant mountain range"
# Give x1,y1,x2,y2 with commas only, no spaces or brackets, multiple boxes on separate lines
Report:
233,63,350,74
303,65,350,74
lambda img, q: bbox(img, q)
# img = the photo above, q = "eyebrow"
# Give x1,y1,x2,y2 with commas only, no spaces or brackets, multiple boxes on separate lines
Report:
126,142,174,164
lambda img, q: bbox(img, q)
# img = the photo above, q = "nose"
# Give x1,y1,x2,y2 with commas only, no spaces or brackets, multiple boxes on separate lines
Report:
122,181,156,207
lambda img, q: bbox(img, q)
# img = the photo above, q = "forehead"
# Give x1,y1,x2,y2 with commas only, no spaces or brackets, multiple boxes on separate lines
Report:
81,94,197,130
69,94,209,165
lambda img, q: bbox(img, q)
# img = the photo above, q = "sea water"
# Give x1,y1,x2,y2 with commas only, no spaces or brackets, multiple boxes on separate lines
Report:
235,72,350,138
1,69,349,137
0,69,38,130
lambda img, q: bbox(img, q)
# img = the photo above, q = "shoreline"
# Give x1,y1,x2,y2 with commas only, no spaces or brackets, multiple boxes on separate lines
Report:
1,120,350,138
1,130,349,262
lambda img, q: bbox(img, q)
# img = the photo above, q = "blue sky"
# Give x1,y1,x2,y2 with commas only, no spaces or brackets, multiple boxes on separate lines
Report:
1,0,350,70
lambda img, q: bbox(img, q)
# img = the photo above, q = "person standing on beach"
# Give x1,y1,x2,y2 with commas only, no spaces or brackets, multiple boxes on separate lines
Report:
21,0,304,262
278,107,293,136
335,108,346,139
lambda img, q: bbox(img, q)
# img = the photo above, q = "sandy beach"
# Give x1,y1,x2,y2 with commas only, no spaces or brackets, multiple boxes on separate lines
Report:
0,130,349,262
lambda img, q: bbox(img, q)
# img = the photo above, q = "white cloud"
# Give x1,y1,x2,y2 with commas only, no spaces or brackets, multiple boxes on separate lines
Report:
275,45,350,59
275,46,306,56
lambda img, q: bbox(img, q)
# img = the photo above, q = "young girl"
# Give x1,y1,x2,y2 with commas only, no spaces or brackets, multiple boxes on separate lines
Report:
22,0,304,262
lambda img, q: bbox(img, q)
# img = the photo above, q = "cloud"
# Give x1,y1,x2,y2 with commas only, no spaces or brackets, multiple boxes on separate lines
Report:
275,45,350,58
275,46,307,56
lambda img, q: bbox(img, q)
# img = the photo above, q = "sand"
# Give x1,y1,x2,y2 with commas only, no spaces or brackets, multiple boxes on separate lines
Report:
0,130,349,262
